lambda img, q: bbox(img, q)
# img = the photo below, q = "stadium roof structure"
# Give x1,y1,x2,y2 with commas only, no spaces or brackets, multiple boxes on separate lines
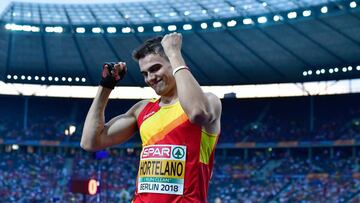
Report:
0,0,359,87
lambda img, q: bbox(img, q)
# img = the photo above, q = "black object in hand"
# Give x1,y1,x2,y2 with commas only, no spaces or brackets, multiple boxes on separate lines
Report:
100,62,126,89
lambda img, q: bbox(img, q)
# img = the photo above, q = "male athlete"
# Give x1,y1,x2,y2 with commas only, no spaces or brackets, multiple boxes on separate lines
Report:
81,32,222,202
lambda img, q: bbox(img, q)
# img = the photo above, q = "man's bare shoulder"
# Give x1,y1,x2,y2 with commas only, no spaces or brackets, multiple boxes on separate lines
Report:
129,99,152,119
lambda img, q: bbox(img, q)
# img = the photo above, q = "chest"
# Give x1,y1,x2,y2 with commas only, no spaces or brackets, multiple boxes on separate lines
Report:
138,102,189,145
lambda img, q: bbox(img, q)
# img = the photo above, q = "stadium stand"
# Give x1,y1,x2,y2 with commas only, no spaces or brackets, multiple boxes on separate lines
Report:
1,94,359,143
1,0,360,201
0,146,358,202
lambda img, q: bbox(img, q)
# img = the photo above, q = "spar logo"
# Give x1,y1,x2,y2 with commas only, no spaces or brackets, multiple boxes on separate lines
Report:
141,145,187,160
142,146,171,159
172,147,185,159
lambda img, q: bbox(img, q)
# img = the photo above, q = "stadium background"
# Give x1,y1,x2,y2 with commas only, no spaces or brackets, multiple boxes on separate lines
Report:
0,0,359,202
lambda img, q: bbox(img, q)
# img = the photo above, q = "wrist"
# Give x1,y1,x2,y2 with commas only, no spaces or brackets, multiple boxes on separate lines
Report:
100,79,116,89
168,55,186,72
172,65,189,76
99,85,113,93
100,85,113,91
165,50,182,59
97,86,112,100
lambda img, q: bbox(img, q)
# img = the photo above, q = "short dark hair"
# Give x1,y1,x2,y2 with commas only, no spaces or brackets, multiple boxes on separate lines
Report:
132,36,168,61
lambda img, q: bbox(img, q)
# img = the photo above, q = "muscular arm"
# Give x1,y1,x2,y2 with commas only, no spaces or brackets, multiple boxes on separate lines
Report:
162,33,222,131
81,86,146,151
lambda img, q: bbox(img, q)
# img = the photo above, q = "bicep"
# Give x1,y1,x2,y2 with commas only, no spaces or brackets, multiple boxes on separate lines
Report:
98,100,146,149
203,93,222,134
206,93,222,121
99,113,137,147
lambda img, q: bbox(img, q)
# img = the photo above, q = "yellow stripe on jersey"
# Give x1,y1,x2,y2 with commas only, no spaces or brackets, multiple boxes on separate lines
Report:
199,130,217,164
140,101,188,146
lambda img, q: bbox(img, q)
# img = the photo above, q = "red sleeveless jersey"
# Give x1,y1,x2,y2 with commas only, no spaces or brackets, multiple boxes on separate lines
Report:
132,99,218,203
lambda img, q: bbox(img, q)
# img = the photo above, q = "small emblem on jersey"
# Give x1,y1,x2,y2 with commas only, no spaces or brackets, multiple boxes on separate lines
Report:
172,147,185,159
143,111,156,120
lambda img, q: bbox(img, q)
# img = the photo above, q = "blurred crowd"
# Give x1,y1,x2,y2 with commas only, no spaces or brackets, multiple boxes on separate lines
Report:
0,152,73,202
0,147,358,202
210,149,359,203
1,94,360,143
0,94,359,202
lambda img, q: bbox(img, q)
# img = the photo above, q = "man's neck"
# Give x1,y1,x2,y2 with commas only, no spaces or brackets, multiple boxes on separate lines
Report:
159,93,178,106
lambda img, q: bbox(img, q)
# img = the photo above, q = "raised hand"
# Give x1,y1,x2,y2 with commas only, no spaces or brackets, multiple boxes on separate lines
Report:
161,32,182,58
100,62,127,89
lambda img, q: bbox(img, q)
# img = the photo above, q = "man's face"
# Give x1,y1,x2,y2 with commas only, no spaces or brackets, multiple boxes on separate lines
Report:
139,54,176,96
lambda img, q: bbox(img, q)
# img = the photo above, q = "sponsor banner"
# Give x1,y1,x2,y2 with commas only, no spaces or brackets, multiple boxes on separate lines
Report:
334,139,355,146
256,142,277,148
278,141,298,147
299,141,332,147
235,142,255,148
39,140,60,146
232,173,250,179
138,145,186,195
307,173,329,180
352,172,360,179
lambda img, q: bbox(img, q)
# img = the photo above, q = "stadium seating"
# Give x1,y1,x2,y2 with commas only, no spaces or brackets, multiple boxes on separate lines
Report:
1,94,359,142
0,148,358,202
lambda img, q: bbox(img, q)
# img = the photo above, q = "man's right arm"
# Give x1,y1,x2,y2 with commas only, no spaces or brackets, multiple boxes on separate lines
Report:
80,86,146,151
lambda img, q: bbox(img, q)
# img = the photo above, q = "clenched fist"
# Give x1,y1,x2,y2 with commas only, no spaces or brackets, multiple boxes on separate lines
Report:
161,32,182,58
100,62,127,89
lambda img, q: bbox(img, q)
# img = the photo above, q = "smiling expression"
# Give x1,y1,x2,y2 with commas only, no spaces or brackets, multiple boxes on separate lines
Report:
139,54,176,96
